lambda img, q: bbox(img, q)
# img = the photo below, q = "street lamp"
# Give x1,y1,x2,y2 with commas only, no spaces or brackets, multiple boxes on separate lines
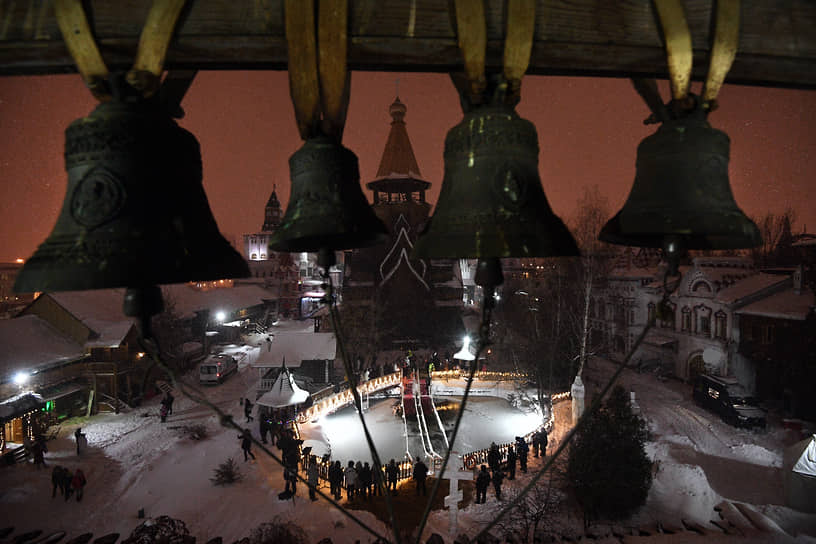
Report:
215,311,226,323
13,370,30,387
453,336,475,362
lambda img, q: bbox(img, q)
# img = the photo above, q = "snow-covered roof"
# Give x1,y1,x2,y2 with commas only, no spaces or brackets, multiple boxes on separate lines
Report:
713,273,787,304
253,332,337,367
0,391,45,421
255,365,309,408
48,289,137,348
735,286,815,320
162,283,273,319
792,435,816,476
0,315,87,381
608,266,659,279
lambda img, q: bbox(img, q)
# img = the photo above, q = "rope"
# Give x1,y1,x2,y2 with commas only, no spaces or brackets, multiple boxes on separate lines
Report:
703,0,741,108
54,0,188,101
653,0,693,102
54,0,108,100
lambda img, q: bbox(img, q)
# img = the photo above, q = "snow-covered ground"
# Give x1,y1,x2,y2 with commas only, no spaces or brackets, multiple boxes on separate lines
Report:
1,349,815,543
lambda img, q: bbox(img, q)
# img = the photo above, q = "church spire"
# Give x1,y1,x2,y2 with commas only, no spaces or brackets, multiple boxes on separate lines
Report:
262,184,282,232
375,97,421,179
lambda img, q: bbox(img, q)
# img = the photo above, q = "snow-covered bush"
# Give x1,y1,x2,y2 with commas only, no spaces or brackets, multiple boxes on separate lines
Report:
247,518,308,544
210,458,242,486
121,515,193,544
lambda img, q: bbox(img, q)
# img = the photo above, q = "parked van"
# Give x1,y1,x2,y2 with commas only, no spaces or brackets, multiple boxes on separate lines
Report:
199,354,238,385
692,374,766,429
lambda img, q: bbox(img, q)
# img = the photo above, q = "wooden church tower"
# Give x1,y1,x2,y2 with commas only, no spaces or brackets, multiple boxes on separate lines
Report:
342,98,464,359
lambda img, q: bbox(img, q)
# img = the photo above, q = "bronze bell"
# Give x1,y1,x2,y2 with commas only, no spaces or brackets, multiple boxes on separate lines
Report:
268,135,388,252
14,85,249,293
599,104,761,251
412,103,578,259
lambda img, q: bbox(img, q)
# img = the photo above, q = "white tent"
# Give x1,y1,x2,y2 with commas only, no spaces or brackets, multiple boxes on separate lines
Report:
256,364,309,408
785,434,816,513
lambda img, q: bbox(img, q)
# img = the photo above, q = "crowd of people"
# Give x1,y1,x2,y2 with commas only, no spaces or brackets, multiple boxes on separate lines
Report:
474,430,549,503
322,456,423,502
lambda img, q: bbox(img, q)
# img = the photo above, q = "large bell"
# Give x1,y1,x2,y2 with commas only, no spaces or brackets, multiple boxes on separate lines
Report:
268,135,388,252
599,105,761,251
412,103,578,259
14,86,249,293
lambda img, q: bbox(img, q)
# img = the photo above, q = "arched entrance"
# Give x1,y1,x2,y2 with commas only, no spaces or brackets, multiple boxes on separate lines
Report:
687,353,705,382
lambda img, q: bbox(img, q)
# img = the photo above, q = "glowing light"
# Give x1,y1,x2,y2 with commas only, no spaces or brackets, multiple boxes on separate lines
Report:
15,258,24,263
13,371,29,385
215,311,226,323
137,352,145,359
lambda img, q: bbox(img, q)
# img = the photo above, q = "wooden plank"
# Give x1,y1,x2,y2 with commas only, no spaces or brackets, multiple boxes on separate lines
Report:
0,0,813,88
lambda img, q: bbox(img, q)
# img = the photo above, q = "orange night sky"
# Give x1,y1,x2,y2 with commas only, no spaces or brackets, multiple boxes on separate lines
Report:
0,71,814,263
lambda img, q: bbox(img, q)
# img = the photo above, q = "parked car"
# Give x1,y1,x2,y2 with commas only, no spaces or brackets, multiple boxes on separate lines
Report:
199,354,238,385
692,374,767,429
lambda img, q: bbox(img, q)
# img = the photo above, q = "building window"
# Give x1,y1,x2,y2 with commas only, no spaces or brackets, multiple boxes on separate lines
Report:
647,302,656,323
660,302,677,330
762,325,774,345
682,307,691,332
694,305,712,337
714,311,727,339
700,315,711,336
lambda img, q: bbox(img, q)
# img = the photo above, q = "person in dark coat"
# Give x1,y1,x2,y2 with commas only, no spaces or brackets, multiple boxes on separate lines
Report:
161,392,174,416
74,427,86,455
532,430,540,458
359,462,372,500
238,428,256,461
31,437,46,469
259,418,270,444
71,468,87,502
475,465,490,504
491,468,505,501
354,461,364,498
371,462,383,497
62,469,74,501
487,442,500,473
244,398,254,423
307,456,319,501
515,436,529,473
386,459,399,494
541,429,549,458
51,466,65,498
505,446,517,480
413,458,428,496
160,403,168,423
329,460,343,500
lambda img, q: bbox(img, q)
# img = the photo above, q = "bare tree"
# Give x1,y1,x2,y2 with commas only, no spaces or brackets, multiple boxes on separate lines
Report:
568,186,613,378
750,207,798,265
490,458,570,542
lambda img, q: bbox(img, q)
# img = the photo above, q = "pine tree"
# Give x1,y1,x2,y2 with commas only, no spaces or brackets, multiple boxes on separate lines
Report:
567,385,652,525
210,457,242,486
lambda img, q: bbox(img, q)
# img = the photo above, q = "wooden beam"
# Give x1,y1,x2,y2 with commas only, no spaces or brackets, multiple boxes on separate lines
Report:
0,0,814,89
